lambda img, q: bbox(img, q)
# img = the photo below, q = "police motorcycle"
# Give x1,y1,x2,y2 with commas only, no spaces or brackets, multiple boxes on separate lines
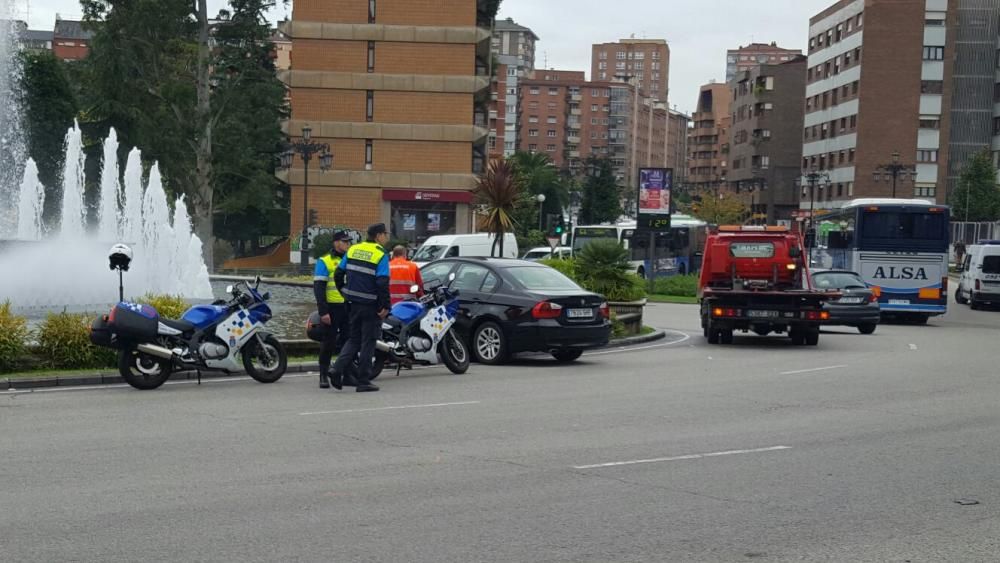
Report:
90,245,287,390
374,274,470,376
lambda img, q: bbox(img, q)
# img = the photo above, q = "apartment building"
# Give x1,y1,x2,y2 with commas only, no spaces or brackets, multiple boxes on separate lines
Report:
802,0,956,208
488,19,537,158
280,0,492,247
728,56,807,223
668,109,691,186
688,82,732,193
591,38,670,101
726,42,802,82
492,17,538,70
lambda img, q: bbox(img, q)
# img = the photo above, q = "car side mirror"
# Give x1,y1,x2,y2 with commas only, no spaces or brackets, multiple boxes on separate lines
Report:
789,247,801,258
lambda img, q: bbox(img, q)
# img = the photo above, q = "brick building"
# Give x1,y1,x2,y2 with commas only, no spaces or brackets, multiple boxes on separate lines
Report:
728,56,807,223
726,42,803,82
802,0,955,209
591,39,670,102
688,82,732,193
279,0,492,249
668,109,691,187
52,18,91,60
488,19,537,158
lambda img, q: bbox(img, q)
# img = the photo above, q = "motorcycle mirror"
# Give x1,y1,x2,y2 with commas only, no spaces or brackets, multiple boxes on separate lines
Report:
262,292,271,301
410,284,419,294
448,273,456,282
254,275,261,287
226,285,234,294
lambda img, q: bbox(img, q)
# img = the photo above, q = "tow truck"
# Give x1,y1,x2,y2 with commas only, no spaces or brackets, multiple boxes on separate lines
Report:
698,226,837,346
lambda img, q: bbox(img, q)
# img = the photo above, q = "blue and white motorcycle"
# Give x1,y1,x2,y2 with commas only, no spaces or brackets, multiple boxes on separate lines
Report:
375,277,470,376
90,277,287,390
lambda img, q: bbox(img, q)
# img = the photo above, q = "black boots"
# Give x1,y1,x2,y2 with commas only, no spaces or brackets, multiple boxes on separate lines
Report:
319,372,330,389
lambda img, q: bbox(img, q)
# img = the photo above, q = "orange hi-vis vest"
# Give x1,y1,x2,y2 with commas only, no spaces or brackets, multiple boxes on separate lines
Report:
389,257,422,305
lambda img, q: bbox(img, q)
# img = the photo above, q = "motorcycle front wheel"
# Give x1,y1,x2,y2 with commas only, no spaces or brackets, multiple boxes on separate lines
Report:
440,331,470,374
243,334,288,383
119,348,173,390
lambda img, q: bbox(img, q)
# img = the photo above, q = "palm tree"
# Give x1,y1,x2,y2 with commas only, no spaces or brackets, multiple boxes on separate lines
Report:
475,158,522,257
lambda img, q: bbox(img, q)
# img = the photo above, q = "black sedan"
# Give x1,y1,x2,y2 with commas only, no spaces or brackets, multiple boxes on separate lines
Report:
812,270,880,334
420,258,612,364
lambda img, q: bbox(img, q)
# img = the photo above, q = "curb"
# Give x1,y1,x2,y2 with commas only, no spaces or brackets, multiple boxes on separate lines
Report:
2,334,668,391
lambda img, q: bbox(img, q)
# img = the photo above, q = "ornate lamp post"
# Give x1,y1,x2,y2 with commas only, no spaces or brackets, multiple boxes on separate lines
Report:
278,125,332,273
872,151,915,199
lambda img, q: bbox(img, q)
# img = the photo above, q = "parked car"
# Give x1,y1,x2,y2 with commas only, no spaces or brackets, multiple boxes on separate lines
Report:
811,270,880,334
956,241,1000,309
522,246,572,261
420,258,611,364
412,233,518,266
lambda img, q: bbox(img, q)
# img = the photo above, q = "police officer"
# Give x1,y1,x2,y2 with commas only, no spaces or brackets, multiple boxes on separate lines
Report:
329,223,391,392
314,231,352,389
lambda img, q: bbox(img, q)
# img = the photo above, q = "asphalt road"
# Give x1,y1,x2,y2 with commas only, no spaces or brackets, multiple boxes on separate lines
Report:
3,302,1000,562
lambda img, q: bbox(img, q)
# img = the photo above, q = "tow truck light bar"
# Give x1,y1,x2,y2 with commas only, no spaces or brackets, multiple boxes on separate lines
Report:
718,225,790,233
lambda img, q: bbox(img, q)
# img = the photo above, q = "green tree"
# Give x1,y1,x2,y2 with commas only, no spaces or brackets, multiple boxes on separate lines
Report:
690,190,748,225
579,156,621,224
510,151,568,235
950,150,1000,222
475,158,521,257
20,52,78,223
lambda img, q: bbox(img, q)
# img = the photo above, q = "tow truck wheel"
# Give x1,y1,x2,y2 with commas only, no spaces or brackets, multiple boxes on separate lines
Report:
789,330,805,346
707,327,720,344
720,330,734,345
805,330,820,346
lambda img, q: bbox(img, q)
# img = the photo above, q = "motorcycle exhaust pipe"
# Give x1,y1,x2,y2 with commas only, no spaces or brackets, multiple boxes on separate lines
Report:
137,343,175,360
375,340,393,354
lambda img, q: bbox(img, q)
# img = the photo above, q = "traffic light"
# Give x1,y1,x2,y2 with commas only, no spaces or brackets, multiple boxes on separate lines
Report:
554,217,565,235
308,208,319,227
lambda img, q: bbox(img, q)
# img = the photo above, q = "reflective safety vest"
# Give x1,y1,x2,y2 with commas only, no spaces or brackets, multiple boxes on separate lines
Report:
389,257,421,305
318,254,345,304
341,241,388,305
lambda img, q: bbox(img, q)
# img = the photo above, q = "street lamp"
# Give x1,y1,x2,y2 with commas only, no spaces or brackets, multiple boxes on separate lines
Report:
536,193,547,231
277,124,333,274
798,169,830,263
872,150,915,199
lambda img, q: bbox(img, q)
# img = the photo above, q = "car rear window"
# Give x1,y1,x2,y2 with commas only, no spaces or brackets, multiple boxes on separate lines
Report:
730,242,774,258
813,272,866,289
983,255,1000,274
506,266,581,291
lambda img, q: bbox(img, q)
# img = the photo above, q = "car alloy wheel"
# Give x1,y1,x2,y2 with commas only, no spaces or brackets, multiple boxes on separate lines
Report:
473,322,507,365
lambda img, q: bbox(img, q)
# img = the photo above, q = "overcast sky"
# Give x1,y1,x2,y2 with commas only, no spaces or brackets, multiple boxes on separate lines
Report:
23,0,834,113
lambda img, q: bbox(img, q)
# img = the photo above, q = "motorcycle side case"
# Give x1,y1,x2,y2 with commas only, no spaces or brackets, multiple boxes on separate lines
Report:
89,315,118,348
109,302,159,341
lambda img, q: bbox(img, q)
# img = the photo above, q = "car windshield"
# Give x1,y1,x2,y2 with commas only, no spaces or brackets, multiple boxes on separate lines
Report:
813,272,867,289
506,266,581,291
413,245,445,262
523,250,551,260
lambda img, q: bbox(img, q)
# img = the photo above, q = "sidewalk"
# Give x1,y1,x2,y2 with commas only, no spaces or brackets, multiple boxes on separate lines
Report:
2,330,668,391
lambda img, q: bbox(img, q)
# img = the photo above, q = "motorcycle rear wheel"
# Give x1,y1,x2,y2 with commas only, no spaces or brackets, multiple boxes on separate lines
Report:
440,331,470,374
119,348,173,390
243,334,287,383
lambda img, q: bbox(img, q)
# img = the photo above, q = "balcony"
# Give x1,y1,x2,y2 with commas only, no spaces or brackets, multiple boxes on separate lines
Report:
489,110,498,120
490,91,498,102
569,107,582,116
567,122,581,131
569,93,582,102
567,135,581,144
567,150,580,158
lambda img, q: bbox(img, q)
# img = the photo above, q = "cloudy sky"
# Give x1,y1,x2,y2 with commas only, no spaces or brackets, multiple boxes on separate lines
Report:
23,0,834,113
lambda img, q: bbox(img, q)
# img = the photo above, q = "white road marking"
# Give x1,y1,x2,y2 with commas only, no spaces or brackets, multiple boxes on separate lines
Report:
573,445,792,470
299,400,481,416
583,329,691,357
779,364,848,375
909,343,918,351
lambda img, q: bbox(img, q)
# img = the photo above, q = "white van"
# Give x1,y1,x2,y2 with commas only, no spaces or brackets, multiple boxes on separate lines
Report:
412,233,518,266
956,242,1000,309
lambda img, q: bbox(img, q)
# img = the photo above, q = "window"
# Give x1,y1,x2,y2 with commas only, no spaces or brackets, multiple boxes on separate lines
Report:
547,116,557,124
809,38,815,50
452,264,490,293
852,81,859,94
507,67,516,76
850,115,857,128
366,90,374,122
598,62,607,70
916,149,939,162
635,51,645,60
548,87,559,95
529,101,538,109
634,61,644,70
616,51,626,60
840,117,847,132
652,51,660,60
528,115,539,123
368,0,376,23
925,18,944,26
548,102,556,109
547,130,556,137
591,118,598,125
914,185,937,197
920,80,944,94
530,87,539,95
652,61,660,70
599,51,607,60
591,104,598,111
808,67,813,81
847,18,853,32
528,144,537,151
615,61,626,70
546,144,556,152
367,41,375,72
845,51,852,65
365,139,373,170
856,13,863,27
842,85,849,97
760,155,770,169
599,72,607,80
849,149,855,163
591,88,600,96
919,118,941,129
591,131,597,139
923,46,944,60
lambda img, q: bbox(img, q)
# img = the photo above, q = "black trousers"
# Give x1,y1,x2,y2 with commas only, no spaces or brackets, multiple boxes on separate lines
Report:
319,303,349,376
332,303,381,384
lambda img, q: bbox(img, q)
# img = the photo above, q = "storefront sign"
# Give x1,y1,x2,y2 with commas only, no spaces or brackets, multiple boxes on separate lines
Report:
382,189,473,204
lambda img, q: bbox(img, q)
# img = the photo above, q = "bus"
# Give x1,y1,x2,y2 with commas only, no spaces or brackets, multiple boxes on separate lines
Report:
571,214,708,278
812,199,950,322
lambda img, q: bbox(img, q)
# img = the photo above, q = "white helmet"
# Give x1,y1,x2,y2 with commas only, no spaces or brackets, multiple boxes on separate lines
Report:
109,243,134,271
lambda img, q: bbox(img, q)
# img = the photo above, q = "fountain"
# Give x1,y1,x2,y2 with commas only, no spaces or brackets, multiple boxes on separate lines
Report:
0,4,212,314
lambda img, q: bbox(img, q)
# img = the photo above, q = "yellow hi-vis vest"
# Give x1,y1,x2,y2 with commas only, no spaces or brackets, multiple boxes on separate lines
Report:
318,254,345,304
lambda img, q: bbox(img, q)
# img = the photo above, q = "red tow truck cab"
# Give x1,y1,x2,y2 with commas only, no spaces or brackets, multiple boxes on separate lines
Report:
698,226,838,346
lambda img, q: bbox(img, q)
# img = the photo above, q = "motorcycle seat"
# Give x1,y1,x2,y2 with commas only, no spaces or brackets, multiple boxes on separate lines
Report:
160,318,195,333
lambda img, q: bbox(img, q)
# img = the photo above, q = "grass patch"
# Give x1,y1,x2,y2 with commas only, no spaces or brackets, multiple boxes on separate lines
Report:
648,294,700,304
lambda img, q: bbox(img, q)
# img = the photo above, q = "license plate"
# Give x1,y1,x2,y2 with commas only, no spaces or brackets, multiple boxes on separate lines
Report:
747,310,778,318
839,297,864,304
888,299,910,305
567,308,594,319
